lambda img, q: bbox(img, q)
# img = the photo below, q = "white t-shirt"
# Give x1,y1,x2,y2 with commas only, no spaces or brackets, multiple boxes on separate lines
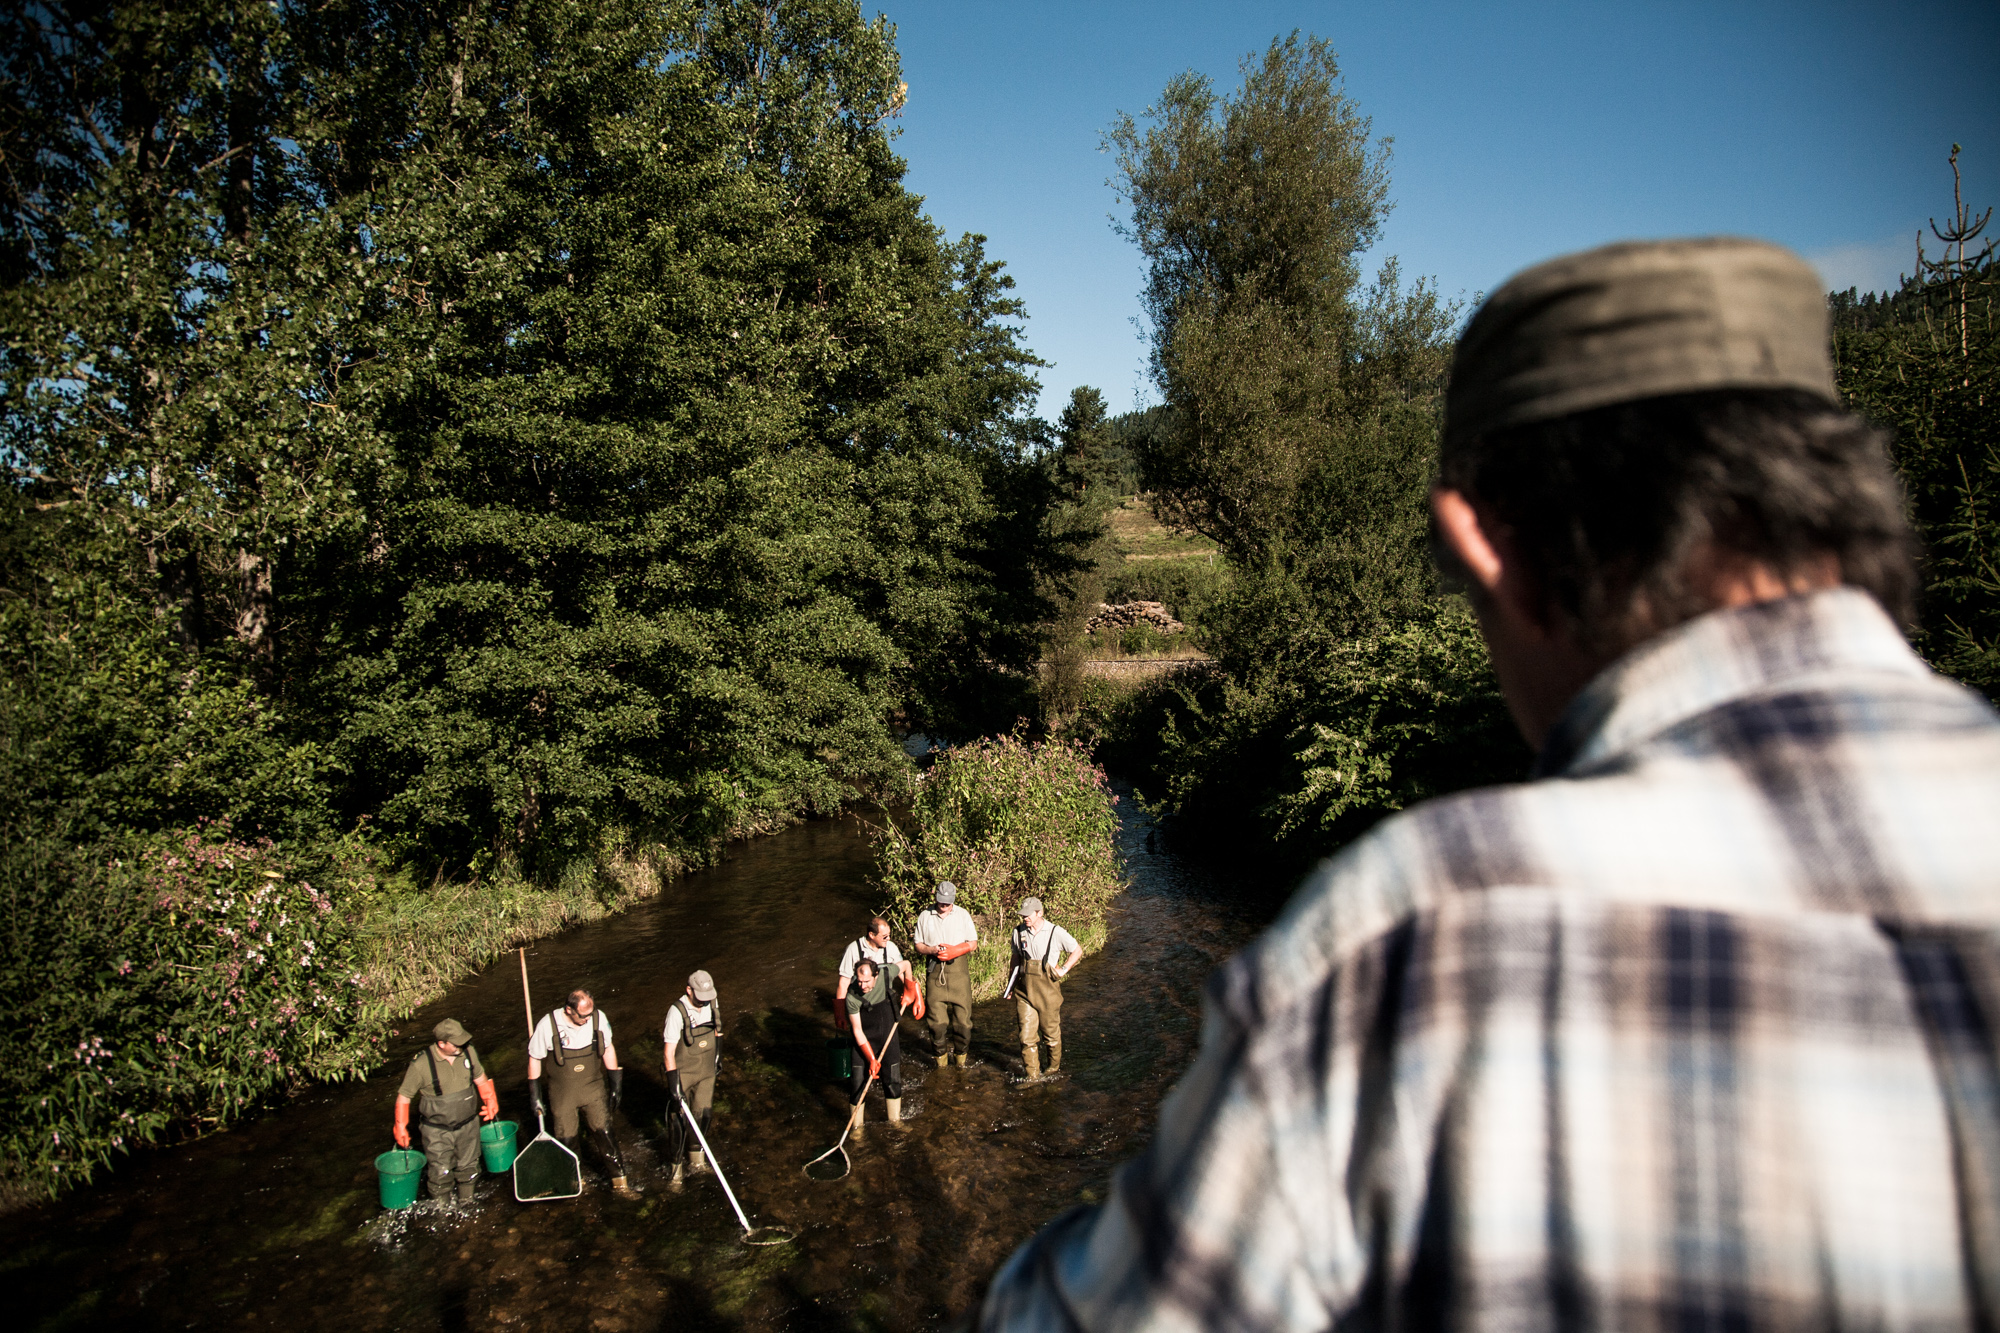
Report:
915,906,979,954
837,935,905,980
662,999,715,1048
1013,920,1080,969
528,1008,613,1062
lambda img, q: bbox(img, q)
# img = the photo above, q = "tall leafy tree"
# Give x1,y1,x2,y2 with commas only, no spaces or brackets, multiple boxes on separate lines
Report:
1108,32,1453,671
271,0,1058,878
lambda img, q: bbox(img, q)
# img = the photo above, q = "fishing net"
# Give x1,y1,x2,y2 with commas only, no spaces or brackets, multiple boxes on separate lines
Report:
802,1147,850,1181
513,1134,582,1202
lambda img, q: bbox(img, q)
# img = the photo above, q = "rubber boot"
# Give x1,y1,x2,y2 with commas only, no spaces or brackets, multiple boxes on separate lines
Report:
953,1052,968,1068
669,1161,685,1187
849,1096,866,1138
1047,1040,1062,1074
593,1127,637,1196
690,1149,707,1175
886,1097,903,1123
935,1053,949,1069
1022,1045,1041,1080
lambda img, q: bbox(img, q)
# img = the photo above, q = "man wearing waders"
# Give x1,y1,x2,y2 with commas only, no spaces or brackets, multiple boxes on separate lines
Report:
392,1018,499,1206
914,881,978,1066
526,988,634,1195
835,915,912,1012
1010,898,1081,1080
662,969,721,1187
844,957,905,1128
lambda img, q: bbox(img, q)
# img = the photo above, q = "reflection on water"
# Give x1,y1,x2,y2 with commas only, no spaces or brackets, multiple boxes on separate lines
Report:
12,787,1294,1331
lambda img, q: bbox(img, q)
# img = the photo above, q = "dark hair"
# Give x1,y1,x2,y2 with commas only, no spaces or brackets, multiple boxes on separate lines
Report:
855,958,878,978
1434,387,1917,652
565,988,592,1010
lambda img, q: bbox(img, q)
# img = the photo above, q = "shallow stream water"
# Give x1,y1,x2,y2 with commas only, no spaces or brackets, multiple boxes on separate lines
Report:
12,789,1293,1331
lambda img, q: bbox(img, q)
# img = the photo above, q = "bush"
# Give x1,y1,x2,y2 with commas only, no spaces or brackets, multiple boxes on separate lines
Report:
1107,602,1526,868
874,730,1122,999
0,824,380,1198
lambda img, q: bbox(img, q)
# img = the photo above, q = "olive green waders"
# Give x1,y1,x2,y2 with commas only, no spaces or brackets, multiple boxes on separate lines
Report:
414,1046,483,1202
925,953,973,1061
543,1008,626,1187
1016,958,1063,1078
669,996,720,1176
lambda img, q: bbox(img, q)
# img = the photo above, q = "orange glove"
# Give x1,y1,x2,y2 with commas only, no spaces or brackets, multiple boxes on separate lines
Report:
903,972,926,1021
941,941,976,962
869,1053,883,1079
475,1076,499,1122
392,1098,412,1148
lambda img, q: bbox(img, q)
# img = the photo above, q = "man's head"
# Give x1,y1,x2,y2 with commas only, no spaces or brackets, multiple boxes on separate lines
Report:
434,1018,471,1055
866,915,891,946
1434,237,1916,745
1018,897,1044,930
855,958,879,988
934,882,956,913
688,970,716,1003
565,988,594,1020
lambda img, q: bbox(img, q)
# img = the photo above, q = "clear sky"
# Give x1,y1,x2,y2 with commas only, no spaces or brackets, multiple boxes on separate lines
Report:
880,1,2000,418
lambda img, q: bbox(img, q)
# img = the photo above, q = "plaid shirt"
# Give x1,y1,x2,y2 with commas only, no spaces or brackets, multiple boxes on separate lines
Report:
982,589,2000,1332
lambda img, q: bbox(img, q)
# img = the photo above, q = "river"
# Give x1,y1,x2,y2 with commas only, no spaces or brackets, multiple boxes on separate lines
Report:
13,788,1294,1331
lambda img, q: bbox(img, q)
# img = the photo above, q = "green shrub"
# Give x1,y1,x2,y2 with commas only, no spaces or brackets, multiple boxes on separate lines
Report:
1109,602,1526,868
874,730,1122,999
0,825,380,1198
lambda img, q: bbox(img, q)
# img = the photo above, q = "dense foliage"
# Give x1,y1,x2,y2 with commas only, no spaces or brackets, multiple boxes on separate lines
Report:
1,0,1065,1193
874,731,1121,998
1833,148,1997,695
0,826,377,1196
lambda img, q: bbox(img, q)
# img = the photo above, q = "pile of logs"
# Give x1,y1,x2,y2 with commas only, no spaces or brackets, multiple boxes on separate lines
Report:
1084,600,1186,636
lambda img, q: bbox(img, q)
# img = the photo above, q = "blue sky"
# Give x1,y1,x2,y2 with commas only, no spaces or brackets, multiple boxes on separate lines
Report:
880,1,2000,418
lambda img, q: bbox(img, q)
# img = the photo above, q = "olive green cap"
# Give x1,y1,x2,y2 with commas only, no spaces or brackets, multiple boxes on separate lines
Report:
434,1018,472,1046
1443,237,1838,451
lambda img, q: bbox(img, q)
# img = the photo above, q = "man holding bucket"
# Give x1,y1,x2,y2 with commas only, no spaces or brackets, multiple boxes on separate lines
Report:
663,969,722,1187
391,1018,499,1207
914,881,978,1067
527,988,634,1196
1010,898,1081,1080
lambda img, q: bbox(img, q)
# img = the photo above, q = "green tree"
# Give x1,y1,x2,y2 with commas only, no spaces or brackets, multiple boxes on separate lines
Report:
1833,146,1998,695
1096,32,1523,864
1108,33,1454,670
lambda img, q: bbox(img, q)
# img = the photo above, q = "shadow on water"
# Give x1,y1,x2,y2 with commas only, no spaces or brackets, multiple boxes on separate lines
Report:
7,785,1301,1331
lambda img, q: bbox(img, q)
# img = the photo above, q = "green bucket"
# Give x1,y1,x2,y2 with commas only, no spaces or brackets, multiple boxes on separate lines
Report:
375,1148,424,1209
827,1037,852,1080
480,1120,519,1173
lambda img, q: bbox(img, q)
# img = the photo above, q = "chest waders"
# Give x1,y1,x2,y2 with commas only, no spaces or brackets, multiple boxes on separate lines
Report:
419,1046,482,1129
1016,927,1065,1078
671,997,722,1172
544,1009,625,1187
417,1046,483,1202
925,939,974,1062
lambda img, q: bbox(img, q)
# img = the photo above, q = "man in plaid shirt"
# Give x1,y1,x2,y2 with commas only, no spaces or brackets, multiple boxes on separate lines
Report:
979,238,2000,1330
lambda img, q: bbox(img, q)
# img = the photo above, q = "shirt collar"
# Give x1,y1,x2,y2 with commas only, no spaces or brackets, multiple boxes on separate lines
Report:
1535,587,1926,777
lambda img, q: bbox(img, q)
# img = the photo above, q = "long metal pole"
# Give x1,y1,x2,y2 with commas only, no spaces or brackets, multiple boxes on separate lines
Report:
519,947,535,1039
679,1100,752,1234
